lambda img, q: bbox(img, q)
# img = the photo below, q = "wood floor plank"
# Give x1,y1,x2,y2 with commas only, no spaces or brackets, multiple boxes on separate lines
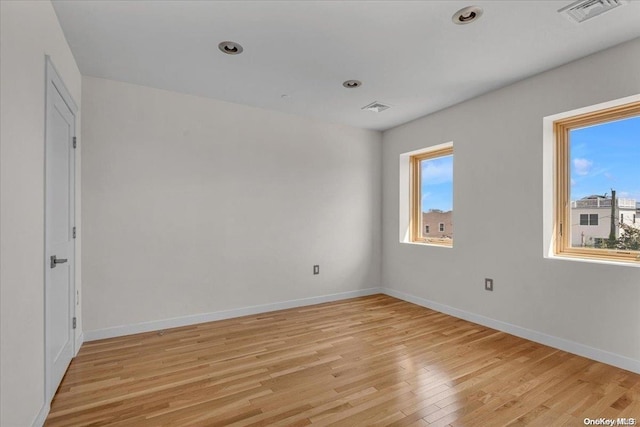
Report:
45,295,640,426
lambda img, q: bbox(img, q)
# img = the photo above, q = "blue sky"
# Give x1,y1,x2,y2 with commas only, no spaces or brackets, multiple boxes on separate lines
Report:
419,116,639,213
570,116,640,202
421,155,453,212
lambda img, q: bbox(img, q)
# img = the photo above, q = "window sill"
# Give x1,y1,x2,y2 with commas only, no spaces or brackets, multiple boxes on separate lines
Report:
400,240,454,249
546,253,640,268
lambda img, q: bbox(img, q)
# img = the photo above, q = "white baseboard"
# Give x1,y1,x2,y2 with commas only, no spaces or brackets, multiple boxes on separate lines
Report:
75,332,84,356
382,288,640,375
81,286,638,374
31,402,49,427
84,287,383,342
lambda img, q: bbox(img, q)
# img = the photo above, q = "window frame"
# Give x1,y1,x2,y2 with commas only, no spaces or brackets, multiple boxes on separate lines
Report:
554,100,640,263
410,146,453,246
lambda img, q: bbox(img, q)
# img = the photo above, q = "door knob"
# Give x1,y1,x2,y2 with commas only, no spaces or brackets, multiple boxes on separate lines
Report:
50,255,68,269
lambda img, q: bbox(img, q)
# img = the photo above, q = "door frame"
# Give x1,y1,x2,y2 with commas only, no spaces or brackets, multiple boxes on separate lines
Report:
44,56,78,403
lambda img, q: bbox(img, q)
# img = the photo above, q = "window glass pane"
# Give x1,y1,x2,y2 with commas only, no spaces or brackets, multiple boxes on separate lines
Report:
419,155,453,242
580,214,588,225
569,116,640,249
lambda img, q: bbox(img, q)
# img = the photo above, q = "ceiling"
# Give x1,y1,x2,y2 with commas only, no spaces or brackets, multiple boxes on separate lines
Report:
52,1,640,131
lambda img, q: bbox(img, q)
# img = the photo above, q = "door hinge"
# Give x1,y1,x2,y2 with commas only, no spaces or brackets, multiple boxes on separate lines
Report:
73,226,76,239
72,317,77,329
559,223,563,237
73,136,77,149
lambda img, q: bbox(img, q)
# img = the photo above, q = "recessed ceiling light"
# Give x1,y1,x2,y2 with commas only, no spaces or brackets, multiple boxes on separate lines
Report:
362,101,390,113
452,6,483,25
218,41,243,55
343,80,362,89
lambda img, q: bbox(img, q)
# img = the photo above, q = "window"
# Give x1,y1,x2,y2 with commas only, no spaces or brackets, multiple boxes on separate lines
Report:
554,101,640,262
410,146,453,246
580,214,598,225
579,214,598,226
579,214,588,226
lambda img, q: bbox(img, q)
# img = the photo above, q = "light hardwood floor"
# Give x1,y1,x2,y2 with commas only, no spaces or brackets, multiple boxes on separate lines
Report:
46,295,640,426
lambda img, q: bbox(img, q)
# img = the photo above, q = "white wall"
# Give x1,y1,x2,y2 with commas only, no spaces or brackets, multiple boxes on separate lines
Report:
382,38,640,370
81,77,381,335
0,1,82,426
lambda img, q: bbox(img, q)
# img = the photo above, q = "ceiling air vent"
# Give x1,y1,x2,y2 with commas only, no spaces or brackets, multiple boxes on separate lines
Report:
362,102,390,113
558,0,627,23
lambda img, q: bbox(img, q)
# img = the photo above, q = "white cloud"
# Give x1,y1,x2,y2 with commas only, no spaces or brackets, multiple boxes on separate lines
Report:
573,158,593,176
421,158,453,184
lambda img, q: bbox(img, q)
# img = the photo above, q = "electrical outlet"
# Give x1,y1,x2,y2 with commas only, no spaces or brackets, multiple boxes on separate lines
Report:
313,265,320,275
485,278,493,291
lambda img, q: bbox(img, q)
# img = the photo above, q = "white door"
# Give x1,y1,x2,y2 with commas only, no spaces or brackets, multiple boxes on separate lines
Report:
45,58,77,400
